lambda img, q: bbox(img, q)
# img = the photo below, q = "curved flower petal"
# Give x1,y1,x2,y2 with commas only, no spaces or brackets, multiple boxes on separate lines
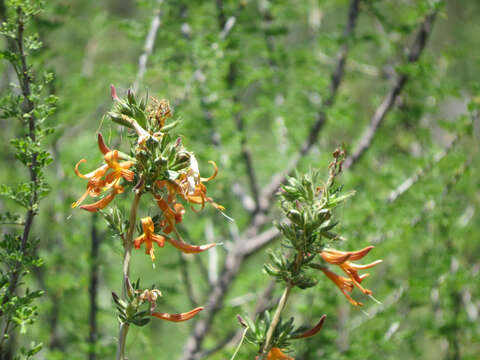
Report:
200,160,218,182
97,133,111,155
151,306,204,322
292,315,326,339
164,237,216,254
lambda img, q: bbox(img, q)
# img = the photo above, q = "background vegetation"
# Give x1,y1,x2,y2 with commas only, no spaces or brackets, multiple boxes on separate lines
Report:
1,0,479,359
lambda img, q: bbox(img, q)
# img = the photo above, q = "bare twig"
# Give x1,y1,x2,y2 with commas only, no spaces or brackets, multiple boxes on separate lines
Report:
179,253,199,308
132,0,163,93
387,134,459,203
344,11,438,170
180,3,361,359
217,0,260,212
258,0,361,211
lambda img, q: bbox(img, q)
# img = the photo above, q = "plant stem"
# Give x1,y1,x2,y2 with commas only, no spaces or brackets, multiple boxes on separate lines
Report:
116,187,142,360
116,323,130,360
258,284,293,359
259,251,303,359
122,188,142,298
0,8,39,350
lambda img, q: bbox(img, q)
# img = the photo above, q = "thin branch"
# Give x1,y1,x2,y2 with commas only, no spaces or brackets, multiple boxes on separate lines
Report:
387,134,459,203
349,287,405,331
193,282,277,360
258,0,361,211
217,1,260,212
180,3,361,358
240,227,280,256
132,0,163,93
179,253,199,308
343,11,438,170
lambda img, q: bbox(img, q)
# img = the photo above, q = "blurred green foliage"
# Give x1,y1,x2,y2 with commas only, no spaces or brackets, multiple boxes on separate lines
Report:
0,0,479,359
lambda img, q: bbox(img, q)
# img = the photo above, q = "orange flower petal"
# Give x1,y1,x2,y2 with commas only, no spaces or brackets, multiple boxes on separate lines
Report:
134,234,146,249
164,237,216,254
152,234,165,248
79,191,116,212
151,306,204,322
320,251,351,264
200,160,218,182
292,314,326,339
97,133,111,155
268,347,294,360
74,160,108,179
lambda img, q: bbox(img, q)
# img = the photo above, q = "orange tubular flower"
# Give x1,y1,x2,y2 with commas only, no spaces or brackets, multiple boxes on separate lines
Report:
154,194,185,237
320,267,364,307
256,348,294,360
134,217,167,261
79,182,124,212
72,160,108,208
73,133,134,208
151,306,204,322
319,246,382,306
134,217,216,261
164,236,216,254
103,150,135,187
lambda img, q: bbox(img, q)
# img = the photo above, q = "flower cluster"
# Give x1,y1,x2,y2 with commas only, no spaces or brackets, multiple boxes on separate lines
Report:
72,87,225,358
251,148,382,359
319,246,382,306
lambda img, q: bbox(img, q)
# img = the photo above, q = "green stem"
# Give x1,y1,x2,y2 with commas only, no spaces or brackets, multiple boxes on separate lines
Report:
230,326,249,360
259,284,293,359
259,251,303,359
116,323,130,360
115,187,142,360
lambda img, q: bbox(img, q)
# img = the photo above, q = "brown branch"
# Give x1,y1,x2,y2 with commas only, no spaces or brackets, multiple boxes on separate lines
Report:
180,3,361,358
387,134,459,203
240,227,280,256
343,11,438,170
190,281,277,360
132,0,163,93
179,253,199,308
258,0,361,211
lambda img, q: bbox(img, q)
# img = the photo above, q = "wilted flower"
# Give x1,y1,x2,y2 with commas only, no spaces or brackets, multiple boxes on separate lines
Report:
175,156,224,211
137,288,162,312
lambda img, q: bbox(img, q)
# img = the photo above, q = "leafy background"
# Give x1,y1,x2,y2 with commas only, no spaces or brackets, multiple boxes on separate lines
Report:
1,0,479,359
